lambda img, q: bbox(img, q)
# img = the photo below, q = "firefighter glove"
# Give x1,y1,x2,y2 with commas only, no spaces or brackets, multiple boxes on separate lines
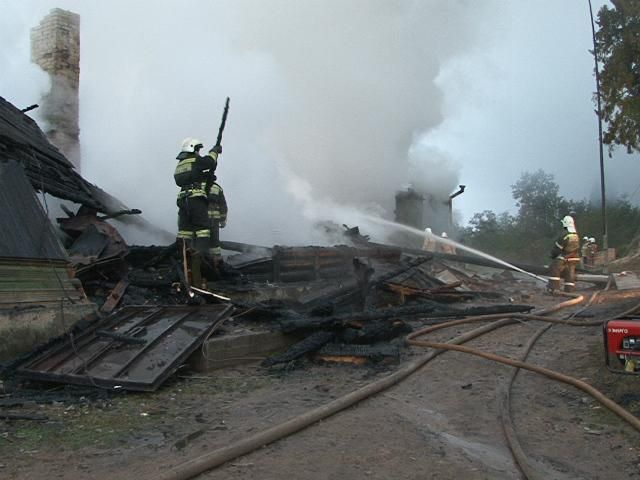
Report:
219,220,226,228
212,144,222,154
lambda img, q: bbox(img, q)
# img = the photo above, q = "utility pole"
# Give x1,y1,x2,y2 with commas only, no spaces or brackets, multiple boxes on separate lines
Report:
588,0,608,272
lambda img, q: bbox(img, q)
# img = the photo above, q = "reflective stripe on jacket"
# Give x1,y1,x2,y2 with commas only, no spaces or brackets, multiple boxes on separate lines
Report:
207,182,228,221
174,151,218,199
551,231,580,260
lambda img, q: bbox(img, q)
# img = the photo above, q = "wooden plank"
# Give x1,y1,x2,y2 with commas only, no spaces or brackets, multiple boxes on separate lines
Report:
0,289,84,304
100,278,129,314
612,272,640,291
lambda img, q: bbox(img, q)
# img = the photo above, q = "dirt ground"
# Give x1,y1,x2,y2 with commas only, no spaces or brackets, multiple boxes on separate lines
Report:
1,285,640,480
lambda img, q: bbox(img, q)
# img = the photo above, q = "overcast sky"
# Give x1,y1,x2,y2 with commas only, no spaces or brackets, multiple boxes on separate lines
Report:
1,0,638,245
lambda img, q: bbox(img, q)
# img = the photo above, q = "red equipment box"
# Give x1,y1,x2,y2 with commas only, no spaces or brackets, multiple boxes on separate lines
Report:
604,319,640,374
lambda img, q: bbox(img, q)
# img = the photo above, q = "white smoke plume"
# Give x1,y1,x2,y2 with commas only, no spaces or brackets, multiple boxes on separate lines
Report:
2,0,497,246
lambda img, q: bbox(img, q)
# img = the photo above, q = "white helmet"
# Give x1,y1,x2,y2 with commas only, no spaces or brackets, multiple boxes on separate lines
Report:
589,237,596,243
181,137,203,153
425,227,432,234
561,215,576,233
582,236,589,241
441,232,448,238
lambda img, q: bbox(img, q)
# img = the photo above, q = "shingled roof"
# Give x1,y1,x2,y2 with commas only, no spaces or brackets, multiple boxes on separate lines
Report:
0,95,125,213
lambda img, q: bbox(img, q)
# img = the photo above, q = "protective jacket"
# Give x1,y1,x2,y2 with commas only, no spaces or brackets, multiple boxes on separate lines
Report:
174,151,218,199
550,231,580,261
208,182,228,224
548,229,580,293
207,182,228,259
174,150,218,243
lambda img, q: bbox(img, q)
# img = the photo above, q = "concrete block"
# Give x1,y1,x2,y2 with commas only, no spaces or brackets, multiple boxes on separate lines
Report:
0,302,97,362
189,330,302,371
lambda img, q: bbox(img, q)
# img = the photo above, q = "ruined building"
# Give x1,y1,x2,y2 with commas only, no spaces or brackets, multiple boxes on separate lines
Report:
31,8,81,171
395,188,451,233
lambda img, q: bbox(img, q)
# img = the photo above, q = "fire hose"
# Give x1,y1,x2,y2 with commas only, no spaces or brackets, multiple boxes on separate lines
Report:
407,292,640,479
156,293,640,480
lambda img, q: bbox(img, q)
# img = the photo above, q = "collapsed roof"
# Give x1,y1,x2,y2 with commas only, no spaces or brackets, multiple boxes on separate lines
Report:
0,95,126,214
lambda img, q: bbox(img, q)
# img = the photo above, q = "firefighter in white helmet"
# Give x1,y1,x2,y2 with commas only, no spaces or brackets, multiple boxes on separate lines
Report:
439,231,457,255
581,236,591,267
422,227,437,252
548,215,580,292
173,137,221,287
588,236,599,266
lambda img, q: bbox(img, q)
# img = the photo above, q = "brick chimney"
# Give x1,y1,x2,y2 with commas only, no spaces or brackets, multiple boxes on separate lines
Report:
31,8,81,171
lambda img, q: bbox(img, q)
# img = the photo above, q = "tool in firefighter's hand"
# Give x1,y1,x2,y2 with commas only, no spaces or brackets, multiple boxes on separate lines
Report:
214,96,230,152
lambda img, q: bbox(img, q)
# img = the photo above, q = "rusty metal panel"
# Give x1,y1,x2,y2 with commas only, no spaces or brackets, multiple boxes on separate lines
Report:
17,304,233,391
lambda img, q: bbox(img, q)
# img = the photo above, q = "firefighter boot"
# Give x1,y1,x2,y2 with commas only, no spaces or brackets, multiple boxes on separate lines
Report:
212,255,222,279
190,251,203,289
546,278,560,294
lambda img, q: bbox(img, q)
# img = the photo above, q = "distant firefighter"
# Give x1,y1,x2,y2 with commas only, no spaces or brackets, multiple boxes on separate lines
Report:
548,215,580,293
581,236,591,267
589,236,598,255
439,231,457,255
422,227,437,252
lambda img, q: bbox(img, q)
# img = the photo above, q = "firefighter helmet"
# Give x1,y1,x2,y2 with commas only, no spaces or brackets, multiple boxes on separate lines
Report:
180,137,203,153
561,215,576,233
441,232,448,238
589,237,596,243
425,227,432,234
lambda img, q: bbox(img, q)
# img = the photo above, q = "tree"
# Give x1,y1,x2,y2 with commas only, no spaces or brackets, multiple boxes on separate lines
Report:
596,0,640,153
511,170,566,237
462,168,640,264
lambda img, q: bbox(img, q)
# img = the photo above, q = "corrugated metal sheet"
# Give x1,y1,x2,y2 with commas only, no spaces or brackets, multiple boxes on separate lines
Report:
16,304,233,391
0,161,67,260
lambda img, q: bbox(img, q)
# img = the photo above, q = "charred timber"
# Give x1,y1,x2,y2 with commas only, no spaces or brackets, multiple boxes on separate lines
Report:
262,331,335,367
279,303,534,334
340,318,412,344
302,256,433,311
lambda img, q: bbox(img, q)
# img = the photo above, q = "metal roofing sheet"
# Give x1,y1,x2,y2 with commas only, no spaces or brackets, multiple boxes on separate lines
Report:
17,304,233,391
0,161,68,260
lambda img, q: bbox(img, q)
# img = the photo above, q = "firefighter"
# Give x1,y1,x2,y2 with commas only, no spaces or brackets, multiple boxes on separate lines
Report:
174,137,221,287
547,215,580,293
439,232,457,255
581,236,591,267
588,237,599,266
207,178,228,276
422,227,437,252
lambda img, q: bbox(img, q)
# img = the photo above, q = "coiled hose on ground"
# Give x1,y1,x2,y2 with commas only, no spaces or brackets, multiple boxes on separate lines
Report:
407,292,640,479
156,293,640,480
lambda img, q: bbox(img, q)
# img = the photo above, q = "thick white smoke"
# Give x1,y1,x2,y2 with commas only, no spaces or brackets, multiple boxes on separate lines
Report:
2,0,497,246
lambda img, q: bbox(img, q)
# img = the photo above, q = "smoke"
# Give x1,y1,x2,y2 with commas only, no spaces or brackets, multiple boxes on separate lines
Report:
2,0,497,246
0,3,49,112
40,74,81,169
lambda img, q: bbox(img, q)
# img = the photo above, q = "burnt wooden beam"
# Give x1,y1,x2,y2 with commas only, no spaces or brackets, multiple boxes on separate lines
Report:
280,303,533,334
262,331,335,367
302,256,433,311
99,277,129,314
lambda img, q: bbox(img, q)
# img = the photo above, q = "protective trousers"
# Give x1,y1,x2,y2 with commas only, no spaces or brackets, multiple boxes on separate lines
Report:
548,257,578,292
177,196,210,287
